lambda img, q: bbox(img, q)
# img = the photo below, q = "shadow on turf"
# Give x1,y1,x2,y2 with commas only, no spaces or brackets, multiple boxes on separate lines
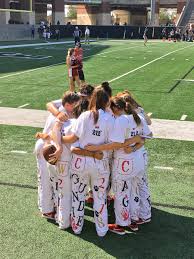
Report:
69,205,194,258
44,201,194,258
0,44,110,75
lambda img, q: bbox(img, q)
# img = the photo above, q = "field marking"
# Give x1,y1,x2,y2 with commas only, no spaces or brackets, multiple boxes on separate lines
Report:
109,45,194,83
0,45,139,80
18,103,30,108
147,112,153,117
11,150,27,154
0,40,92,50
154,166,174,170
180,114,187,121
176,79,194,82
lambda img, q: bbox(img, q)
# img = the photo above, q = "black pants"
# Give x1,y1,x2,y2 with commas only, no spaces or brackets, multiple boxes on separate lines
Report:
78,69,85,81
75,36,80,45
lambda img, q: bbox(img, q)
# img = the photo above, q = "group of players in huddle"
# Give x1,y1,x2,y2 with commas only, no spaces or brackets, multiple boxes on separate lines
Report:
34,81,153,236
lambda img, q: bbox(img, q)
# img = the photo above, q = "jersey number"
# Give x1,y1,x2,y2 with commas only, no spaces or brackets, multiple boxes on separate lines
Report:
92,130,102,136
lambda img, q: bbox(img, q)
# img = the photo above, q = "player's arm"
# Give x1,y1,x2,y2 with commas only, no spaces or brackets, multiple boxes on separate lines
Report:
49,121,63,161
62,134,79,144
84,135,141,152
123,140,145,154
71,147,103,160
46,102,60,117
46,101,68,122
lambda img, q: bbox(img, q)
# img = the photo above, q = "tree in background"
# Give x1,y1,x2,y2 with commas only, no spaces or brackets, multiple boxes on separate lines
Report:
67,5,77,19
159,8,176,25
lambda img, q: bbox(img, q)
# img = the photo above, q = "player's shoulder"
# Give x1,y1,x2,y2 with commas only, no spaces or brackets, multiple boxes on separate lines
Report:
78,110,91,120
116,114,129,125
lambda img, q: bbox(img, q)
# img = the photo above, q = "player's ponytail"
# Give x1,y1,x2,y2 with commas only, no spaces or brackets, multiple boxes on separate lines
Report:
89,88,109,124
125,101,141,126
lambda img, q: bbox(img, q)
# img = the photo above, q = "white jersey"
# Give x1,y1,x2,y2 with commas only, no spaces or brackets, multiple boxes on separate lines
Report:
43,99,64,134
110,114,151,159
72,109,115,158
60,118,76,160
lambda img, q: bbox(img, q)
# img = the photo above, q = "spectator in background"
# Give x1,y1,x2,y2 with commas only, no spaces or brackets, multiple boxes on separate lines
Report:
57,20,60,25
85,26,90,44
66,48,80,92
31,25,35,39
55,28,60,40
74,43,85,84
73,26,82,45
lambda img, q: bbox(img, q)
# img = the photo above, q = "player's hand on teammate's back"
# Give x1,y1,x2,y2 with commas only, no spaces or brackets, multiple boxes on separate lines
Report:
57,112,69,122
94,151,103,160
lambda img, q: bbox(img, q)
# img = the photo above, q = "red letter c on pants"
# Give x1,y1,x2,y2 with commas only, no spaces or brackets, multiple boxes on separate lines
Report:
122,161,130,173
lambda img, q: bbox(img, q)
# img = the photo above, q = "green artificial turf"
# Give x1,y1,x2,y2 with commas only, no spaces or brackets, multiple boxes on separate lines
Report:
0,125,194,258
0,40,194,120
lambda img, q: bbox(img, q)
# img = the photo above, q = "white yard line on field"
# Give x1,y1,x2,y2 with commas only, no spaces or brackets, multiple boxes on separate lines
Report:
11,150,27,154
154,166,174,170
176,79,194,82
0,45,140,80
18,103,30,108
0,40,91,50
109,45,194,83
180,114,187,121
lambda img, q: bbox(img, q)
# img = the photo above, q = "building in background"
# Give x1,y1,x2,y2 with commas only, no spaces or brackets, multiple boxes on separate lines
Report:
0,0,188,26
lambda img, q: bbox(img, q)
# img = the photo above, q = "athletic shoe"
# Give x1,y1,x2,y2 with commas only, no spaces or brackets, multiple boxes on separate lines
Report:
136,218,151,225
109,224,126,235
128,222,139,232
42,212,55,220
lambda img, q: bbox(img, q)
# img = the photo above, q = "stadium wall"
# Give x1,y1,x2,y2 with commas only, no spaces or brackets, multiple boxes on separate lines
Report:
0,25,38,41
50,25,175,40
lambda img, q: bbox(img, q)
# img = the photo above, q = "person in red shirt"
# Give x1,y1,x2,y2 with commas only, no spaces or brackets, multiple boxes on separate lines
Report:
66,48,80,92
74,43,85,85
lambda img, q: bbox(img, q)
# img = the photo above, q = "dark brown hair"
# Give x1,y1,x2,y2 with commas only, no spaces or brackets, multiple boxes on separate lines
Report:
62,91,80,107
111,96,141,126
89,88,109,124
110,96,126,111
124,99,141,126
73,99,89,118
101,81,112,97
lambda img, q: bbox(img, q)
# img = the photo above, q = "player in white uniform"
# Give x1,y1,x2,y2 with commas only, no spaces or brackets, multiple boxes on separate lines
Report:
35,93,77,220
48,92,80,229
122,94,152,224
34,98,68,219
60,88,115,237
85,96,152,235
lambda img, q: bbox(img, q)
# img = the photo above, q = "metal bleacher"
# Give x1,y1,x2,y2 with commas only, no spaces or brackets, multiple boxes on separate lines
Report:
178,0,194,27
